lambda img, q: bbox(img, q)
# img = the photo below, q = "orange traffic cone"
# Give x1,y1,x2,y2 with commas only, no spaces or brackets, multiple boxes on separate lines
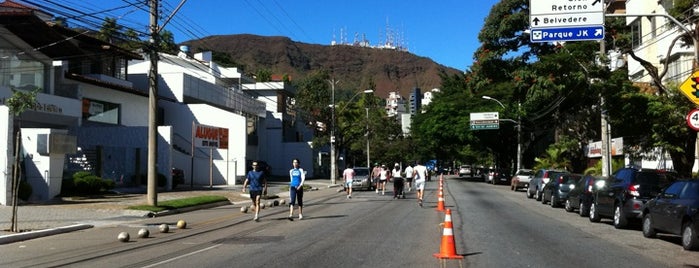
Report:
436,186,445,211
433,209,463,259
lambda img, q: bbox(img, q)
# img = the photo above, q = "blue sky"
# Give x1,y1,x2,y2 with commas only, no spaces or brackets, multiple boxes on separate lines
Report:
50,0,500,71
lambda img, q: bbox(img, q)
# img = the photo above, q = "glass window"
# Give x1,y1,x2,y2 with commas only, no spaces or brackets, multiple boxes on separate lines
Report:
82,98,120,125
680,181,699,199
630,18,642,49
663,181,685,198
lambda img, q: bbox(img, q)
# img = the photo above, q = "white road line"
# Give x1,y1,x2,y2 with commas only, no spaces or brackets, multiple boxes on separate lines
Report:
140,244,221,268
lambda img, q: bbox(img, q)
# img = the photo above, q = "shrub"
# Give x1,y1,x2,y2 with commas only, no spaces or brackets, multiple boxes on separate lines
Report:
60,171,115,196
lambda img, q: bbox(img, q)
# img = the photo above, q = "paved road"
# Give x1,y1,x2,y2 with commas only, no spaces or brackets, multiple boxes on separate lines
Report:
0,179,335,243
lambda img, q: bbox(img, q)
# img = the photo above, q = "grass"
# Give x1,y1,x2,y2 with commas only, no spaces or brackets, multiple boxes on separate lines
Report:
127,195,229,212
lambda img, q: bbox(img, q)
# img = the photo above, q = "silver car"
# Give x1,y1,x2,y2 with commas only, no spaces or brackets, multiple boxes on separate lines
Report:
350,167,373,191
510,169,534,191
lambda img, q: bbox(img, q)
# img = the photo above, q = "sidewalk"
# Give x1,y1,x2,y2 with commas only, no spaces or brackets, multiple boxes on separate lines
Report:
0,179,340,244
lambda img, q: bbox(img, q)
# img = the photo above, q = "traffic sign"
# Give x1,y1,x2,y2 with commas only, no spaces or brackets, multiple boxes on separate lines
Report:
470,112,499,130
686,109,699,131
530,26,605,43
529,0,605,42
679,71,699,105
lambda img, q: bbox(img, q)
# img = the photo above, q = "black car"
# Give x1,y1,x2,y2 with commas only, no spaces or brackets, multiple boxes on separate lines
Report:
490,168,512,185
542,173,583,207
527,169,570,201
589,168,674,229
641,179,699,251
565,175,606,216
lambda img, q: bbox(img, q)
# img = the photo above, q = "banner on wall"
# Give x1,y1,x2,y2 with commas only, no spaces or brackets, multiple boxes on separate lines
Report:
193,123,229,149
586,137,623,158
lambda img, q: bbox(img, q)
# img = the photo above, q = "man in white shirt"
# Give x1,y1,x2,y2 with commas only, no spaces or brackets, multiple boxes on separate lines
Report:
412,161,428,207
404,164,414,192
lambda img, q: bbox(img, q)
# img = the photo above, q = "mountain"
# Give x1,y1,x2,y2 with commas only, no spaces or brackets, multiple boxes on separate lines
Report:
181,34,462,98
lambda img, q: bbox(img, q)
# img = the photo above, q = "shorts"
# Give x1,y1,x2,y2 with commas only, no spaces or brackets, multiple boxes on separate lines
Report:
414,180,425,191
345,180,353,188
249,190,263,202
405,177,413,183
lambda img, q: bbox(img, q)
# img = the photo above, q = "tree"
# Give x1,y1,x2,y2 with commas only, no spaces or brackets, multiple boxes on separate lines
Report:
5,88,38,232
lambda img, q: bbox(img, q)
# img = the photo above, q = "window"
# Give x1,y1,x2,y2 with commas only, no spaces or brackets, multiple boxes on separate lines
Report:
630,18,642,49
82,98,120,125
680,181,699,199
663,181,684,198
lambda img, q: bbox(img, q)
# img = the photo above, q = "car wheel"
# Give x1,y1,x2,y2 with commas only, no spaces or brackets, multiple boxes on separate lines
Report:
535,189,542,201
589,203,601,222
682,222,699,251
642,214,657,238
526,189,534,199
613,204,628,229
550,194,558,208
580,202,590,217
540,191,547,204
565,200,574,212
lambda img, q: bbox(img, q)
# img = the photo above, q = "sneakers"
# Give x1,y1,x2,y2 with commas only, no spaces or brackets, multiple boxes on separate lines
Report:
288,215,293,221
376,189,379,194
253,215,259,221
418,199,423,207
382,191,385,195
299,214,304,220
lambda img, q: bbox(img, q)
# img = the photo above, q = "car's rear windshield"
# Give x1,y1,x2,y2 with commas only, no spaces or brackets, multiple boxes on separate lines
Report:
520,170,534,176
635,172,665,185
354,168,369,176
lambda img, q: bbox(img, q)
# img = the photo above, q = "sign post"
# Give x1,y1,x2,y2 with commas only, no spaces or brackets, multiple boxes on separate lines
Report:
529,0,605,43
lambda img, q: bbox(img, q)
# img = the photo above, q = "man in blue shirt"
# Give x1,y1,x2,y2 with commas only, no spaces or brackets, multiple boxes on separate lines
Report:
288,158,306,220
242,161,267,221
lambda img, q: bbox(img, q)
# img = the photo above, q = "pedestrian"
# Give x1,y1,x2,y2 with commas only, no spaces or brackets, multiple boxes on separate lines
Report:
242,161,267,221
404,163,414,192
392,163,404,199
413,160,428,207
378,164,390,195
288,158,306,220
343,165,355,199
371,163,381,193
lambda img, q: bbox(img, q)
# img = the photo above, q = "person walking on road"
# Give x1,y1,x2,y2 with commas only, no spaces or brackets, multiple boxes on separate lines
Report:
371,163,381,193
413,160,428,207
404,163,414,192
242,161,267,221
288,158,306,220
378,164,390,195
392,163,404,199
343,166,355,199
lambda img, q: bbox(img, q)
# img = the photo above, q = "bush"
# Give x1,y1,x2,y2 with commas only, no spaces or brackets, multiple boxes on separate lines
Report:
59,171,115,196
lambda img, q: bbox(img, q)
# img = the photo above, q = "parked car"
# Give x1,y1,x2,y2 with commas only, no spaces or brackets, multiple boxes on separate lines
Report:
542,173,583,207
458,165,472,177
641,179,699,251
527,169,569,201
511,169,534,191
490,168,512,185
350,167,373,191
589,167,674,229
565,175,606,216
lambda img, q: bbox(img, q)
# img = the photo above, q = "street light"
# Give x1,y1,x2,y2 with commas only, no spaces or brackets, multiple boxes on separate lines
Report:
482,96,522,171
329,83,373,185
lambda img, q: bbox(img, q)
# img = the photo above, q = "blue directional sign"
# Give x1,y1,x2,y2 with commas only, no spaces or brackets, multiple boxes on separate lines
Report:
530,26,605,43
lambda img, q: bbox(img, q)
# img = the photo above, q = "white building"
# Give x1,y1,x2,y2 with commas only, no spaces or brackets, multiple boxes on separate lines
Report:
621,0,696,171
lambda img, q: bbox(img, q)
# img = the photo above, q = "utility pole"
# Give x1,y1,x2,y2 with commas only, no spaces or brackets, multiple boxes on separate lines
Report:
329,78,338,185
147,0,159,205
600,7,612,177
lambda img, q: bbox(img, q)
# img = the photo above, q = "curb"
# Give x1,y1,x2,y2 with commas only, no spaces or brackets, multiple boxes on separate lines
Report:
0,224,93,245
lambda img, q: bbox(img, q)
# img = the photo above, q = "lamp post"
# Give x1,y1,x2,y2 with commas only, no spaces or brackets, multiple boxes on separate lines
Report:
329,78,339,185
482,96,522,171
366,107,370,168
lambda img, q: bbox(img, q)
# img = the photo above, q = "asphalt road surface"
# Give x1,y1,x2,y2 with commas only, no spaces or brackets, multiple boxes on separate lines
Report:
1,176,697,268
